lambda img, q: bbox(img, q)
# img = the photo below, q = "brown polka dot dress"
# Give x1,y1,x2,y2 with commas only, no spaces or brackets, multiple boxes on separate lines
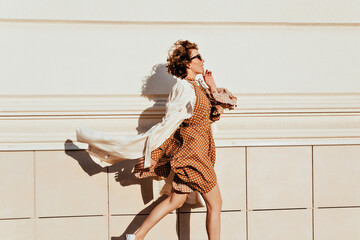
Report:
134,78,233,194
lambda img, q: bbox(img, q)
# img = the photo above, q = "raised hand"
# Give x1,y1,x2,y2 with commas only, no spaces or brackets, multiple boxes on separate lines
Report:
202,69,217,92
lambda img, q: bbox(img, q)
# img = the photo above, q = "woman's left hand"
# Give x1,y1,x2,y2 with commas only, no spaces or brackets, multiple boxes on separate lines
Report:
202,69,217,92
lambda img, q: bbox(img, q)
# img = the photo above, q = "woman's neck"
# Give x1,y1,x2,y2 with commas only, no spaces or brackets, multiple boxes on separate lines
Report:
186,71,197,79
185,73,197,80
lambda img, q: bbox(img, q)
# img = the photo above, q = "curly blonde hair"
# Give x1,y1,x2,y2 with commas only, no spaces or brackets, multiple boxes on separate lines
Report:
166,40,198,79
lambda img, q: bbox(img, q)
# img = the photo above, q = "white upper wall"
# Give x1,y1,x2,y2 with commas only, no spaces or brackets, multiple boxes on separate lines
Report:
1,0,360,95
1,22,360,95
1,0,360,23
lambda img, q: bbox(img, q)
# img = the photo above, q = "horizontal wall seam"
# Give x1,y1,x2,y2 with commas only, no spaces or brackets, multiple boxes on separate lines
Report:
180,210,243,213
110,212,175,217
0,217,32,221
38,214,105,219
317,206,360,209
1,18,360,27
251,208,309,211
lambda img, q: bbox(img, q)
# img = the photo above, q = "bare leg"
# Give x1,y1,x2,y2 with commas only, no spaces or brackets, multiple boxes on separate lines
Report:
201,183,222,240
134,190,188,240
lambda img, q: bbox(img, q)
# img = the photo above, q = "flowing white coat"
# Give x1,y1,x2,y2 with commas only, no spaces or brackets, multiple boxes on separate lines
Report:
76,79,210,205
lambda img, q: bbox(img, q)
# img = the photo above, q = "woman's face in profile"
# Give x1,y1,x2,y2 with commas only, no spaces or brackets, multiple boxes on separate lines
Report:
188,49,205,75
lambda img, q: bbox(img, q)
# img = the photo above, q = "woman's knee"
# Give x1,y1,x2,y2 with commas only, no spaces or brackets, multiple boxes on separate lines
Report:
203,186,222,211
172,200,185,210
206,196,222,212
168,193,187,210
217,195,223,209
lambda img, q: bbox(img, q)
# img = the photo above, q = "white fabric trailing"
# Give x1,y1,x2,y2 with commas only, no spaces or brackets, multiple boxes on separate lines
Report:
76,78,196,167
76,79,206,205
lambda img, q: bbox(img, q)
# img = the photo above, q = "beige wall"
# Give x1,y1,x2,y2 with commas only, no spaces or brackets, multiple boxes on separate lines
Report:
1,146,360,239
2,24,360,95
1,0,360,239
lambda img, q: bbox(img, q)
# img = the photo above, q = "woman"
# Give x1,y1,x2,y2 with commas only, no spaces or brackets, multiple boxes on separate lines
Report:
76,40,237,240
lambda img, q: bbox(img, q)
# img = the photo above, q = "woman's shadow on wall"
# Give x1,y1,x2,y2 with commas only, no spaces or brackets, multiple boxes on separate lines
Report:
65,64,192,239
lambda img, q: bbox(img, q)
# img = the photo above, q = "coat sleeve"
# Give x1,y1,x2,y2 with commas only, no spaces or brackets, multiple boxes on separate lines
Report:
143,80,196,168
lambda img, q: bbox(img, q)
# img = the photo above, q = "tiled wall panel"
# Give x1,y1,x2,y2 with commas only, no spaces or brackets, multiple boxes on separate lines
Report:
35,150,108,217
36,216,107,240
315,208,360,240
215,147,246,211
314,145,360,207
0,219,34,240
0,152,34,218
247,146,312,210
248,209,312,240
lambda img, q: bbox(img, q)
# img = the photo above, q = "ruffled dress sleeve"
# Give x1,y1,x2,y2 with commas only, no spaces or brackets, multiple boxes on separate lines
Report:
203,86,237,122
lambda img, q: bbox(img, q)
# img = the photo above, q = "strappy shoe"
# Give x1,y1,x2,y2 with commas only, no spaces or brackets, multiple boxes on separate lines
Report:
126,234,135,240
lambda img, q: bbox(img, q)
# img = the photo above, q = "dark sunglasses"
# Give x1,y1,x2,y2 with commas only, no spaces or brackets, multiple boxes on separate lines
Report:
190,54,203,61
